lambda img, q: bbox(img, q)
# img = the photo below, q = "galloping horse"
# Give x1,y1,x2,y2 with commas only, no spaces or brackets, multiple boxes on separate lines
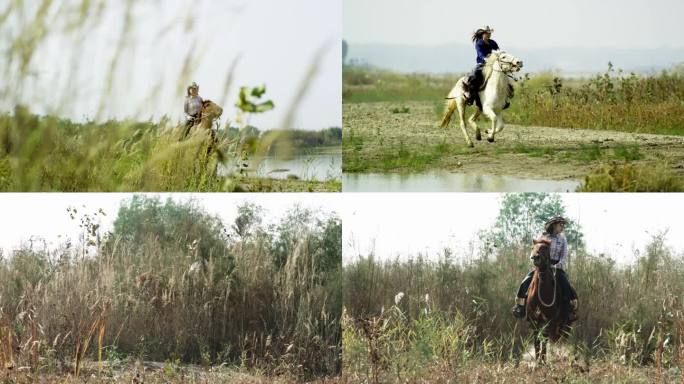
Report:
526,239,575,363
440,51,523,146
183,99,223,155
183,99,223,138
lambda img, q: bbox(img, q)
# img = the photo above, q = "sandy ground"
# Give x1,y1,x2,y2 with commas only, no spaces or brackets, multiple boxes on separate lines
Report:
343,101,684,180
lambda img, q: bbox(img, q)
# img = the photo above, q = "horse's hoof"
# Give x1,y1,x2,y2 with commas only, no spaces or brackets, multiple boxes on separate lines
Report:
487,137,495,143
475,133,482,141
467,142,474,148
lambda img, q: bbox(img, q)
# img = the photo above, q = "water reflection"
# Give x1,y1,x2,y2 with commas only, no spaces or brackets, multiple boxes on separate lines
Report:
219,148,341,181
343,171,580,192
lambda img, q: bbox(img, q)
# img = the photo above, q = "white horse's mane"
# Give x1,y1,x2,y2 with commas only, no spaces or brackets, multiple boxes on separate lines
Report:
481,50,503,80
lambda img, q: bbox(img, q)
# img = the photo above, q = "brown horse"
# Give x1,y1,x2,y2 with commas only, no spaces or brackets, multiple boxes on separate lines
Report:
526,239,574,362
183,99,223,138
183,99,223,155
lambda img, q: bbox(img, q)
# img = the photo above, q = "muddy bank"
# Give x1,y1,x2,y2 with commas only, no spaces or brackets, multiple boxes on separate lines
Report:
343,101,684,180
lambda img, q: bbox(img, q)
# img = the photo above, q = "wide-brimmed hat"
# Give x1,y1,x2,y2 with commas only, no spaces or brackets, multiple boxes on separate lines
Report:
544,216,567,232
482,25,494,34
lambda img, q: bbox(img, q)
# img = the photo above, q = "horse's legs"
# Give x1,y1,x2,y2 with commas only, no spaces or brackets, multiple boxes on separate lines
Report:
534,335,540,362
482,106,499,142
456,99,474,147
494,114,505,133
206,129,216,156
468,108,482,141
541,339,547,364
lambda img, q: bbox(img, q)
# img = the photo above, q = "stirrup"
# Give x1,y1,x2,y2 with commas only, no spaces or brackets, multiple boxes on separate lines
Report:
512,304,525,319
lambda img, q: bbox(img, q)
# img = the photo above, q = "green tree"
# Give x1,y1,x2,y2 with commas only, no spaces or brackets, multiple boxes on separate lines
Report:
269,205,318,270
481,193,585,251
231,201,264,239
109,195,230,262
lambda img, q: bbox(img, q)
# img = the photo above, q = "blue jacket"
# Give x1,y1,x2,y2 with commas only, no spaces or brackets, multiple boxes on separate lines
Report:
475,38,499,64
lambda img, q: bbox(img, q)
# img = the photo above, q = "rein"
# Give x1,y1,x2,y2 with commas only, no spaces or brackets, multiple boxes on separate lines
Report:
489,56,520,76
537,266,557,308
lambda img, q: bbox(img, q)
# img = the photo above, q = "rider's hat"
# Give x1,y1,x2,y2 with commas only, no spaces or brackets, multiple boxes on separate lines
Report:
483,25,494,33
187,82,199,96
544,216,567,233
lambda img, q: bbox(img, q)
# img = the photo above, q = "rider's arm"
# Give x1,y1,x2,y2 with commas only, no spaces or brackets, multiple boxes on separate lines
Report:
475,39,487,62
556,236,568,270
184,98,190,116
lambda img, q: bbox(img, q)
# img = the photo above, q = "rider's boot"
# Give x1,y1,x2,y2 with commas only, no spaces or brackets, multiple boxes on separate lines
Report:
462,80,474,105
568,299,579,322
511,297,526,319
468,80,480,106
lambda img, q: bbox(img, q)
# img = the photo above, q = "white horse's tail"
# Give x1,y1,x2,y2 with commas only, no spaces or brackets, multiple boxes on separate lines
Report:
440,98,457,129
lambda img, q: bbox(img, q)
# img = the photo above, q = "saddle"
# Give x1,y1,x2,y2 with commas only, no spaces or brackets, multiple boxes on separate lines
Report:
463,76,515,110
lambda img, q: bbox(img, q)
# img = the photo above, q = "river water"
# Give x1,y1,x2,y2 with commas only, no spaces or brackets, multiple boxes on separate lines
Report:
219,148,341,181
343,171,580,192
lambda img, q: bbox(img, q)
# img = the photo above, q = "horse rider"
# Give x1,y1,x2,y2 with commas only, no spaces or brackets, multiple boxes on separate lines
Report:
464,26,499,109
512,216,579,322
184,82,203,136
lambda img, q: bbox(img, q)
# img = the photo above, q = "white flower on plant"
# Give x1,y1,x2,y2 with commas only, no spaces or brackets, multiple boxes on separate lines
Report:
394,292,404,306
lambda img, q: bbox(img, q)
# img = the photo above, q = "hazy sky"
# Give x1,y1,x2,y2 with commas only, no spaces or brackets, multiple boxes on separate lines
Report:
1,0,341,129
344,0,684,49
0,193,341,254
342,193,684,265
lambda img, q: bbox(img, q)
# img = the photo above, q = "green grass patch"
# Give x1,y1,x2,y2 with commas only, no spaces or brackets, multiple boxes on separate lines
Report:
379,140,453,172
613,144,644,161
574,143,604,162
343,66,461,103
579,162,683,191
391,106,410,114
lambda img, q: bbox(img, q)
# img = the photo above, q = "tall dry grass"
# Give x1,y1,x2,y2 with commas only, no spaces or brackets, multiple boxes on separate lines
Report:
508,64,684,136
0,197,342,380
343,233,684,382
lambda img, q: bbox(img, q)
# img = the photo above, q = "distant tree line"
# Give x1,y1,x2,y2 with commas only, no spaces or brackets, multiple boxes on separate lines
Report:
221,126,342,154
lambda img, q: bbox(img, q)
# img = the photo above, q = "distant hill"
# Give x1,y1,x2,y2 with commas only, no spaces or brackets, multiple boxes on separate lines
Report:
346,42,684,74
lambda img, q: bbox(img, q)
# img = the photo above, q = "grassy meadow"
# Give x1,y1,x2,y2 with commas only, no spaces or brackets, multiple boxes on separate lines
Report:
0,107,341,192
342,194,684,383
1,1,341,192
0,196,342,382
342,65,684,191
343,64,684,136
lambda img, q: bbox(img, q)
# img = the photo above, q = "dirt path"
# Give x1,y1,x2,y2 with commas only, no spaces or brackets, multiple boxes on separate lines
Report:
344,101,684,180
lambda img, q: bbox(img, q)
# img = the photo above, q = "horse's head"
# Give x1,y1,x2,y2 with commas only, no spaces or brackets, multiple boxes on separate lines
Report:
490,51,523,73
531,238,551,270
201,99,223,120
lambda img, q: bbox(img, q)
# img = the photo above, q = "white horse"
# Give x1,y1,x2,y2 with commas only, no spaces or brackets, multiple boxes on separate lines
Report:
440,51,523,146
